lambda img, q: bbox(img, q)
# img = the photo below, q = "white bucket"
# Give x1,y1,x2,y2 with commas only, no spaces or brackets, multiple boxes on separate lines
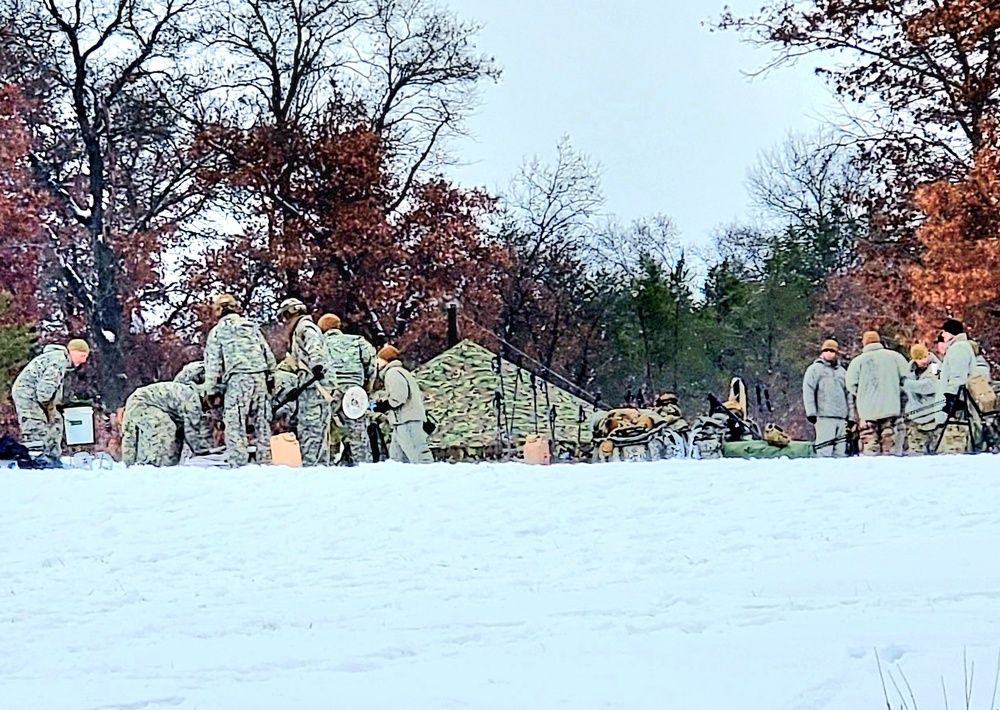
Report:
63,406,95,446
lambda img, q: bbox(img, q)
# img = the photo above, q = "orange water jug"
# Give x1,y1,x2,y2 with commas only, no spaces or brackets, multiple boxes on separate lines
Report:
523,434,551,465
271,433,302,467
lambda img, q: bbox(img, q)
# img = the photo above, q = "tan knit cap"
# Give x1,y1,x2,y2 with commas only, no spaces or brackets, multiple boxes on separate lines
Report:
67,339,90,355
317,314,341,332
377,345,400,362
862,331,881,346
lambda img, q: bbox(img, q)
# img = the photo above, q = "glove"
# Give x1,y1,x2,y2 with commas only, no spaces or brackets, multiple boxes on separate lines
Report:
807,415,817,425
944,392,958,412
372,400,391,414
311,365,325,381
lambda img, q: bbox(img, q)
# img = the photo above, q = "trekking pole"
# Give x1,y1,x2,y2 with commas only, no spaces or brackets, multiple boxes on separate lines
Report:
493,389,507,457
530,371,539,435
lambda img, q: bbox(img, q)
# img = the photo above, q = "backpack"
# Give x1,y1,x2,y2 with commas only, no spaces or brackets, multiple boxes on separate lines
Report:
0,434,49,469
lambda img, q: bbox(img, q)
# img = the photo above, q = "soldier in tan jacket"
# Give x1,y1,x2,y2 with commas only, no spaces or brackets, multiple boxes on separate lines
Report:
371,345,433,463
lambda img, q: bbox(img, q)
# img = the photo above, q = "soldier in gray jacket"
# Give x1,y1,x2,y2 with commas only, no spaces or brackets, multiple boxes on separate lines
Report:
845,331,910,456
938,320,979,454
940,320,977,400
802,339,850,457
371,345,433,464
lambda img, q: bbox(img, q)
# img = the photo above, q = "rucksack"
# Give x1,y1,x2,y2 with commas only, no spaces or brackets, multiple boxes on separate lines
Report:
0,434,49,469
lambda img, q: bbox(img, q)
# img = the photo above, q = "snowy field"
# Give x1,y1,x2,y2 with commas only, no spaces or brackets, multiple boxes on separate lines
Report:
4,457,1000,710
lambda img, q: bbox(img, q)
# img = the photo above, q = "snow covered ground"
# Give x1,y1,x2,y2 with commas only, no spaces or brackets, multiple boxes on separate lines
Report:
4,457,1000,710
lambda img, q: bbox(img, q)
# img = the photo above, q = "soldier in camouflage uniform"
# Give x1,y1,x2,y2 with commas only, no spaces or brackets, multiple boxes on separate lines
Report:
318,313,377,464
902,344,946,455
272,367,300,430
173,360,206,385
11,339,90,466
277,298,334,466
121,381,213,466
204,294,276,467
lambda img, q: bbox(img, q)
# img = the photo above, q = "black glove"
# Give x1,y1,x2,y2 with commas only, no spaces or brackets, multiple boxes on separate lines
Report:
372,400,392,414
311,365,325,381
807,415,817,425
944,392,958,412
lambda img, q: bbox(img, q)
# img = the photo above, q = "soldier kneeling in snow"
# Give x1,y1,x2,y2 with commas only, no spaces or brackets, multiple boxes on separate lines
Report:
121,381,214,467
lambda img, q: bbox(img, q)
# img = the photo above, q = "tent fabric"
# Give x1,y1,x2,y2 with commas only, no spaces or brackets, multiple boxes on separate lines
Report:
414,340,595,457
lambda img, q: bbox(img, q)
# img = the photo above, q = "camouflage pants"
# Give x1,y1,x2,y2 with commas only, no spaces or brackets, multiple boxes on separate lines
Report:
389,421,434,464
298,385,332,467
13,395,62,464
905,424,941,456
859,417,901,456
331,388,372,465
121,405,182,467
938,423,972,454
224,373,272,467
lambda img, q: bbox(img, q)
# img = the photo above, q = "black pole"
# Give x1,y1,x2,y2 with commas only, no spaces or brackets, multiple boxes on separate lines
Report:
446,303,460,348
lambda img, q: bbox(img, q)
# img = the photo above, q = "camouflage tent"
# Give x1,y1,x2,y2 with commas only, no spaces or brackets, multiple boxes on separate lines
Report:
414,339,596,461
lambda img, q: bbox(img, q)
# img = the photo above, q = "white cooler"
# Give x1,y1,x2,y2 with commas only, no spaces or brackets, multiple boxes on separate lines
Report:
63,406,96,446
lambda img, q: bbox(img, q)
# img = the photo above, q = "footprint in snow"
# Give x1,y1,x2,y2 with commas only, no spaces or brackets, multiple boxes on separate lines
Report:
879,643,906,663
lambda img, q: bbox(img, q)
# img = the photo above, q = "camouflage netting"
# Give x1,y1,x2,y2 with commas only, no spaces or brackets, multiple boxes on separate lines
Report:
414,340,596,460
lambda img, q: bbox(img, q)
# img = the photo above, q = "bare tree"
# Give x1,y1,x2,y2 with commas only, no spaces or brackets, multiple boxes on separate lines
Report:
0,0,206,403
355,0,500,210
747,130,866,275
494,137,606,377
194,0,366,126
593,214,681,279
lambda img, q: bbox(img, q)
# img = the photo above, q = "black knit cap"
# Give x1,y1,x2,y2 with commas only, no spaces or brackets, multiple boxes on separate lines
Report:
942,319,965,336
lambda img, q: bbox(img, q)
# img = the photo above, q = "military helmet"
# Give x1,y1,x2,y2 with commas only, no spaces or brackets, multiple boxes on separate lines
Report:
212,293,241,317
277,297,307,320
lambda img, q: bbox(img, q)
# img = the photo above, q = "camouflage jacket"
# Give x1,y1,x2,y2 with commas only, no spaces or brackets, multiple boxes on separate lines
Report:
204,314,276,392
287,316,333,385
11,344,71,406
173,360,206,386
124,381,213,454
272,369,300,420
324,329,376,390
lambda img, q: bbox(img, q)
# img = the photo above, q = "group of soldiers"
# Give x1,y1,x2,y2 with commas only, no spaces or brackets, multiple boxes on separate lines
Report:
802,319,990,456
10,294,435,467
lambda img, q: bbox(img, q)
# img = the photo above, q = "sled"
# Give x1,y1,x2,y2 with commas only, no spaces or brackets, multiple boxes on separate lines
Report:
722,440,815,459
595,421,688,463
183,451,230,468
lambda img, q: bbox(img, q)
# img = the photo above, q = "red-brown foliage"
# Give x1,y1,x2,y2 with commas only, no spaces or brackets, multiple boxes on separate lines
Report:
909,126,1000,349
185,115,502,361
0,83,42,324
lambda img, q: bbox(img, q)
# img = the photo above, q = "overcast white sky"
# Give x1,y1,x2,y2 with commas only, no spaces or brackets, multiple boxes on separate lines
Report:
443,0,836,249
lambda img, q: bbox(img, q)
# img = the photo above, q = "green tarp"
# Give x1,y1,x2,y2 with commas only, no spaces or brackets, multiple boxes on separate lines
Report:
414,340,596,458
